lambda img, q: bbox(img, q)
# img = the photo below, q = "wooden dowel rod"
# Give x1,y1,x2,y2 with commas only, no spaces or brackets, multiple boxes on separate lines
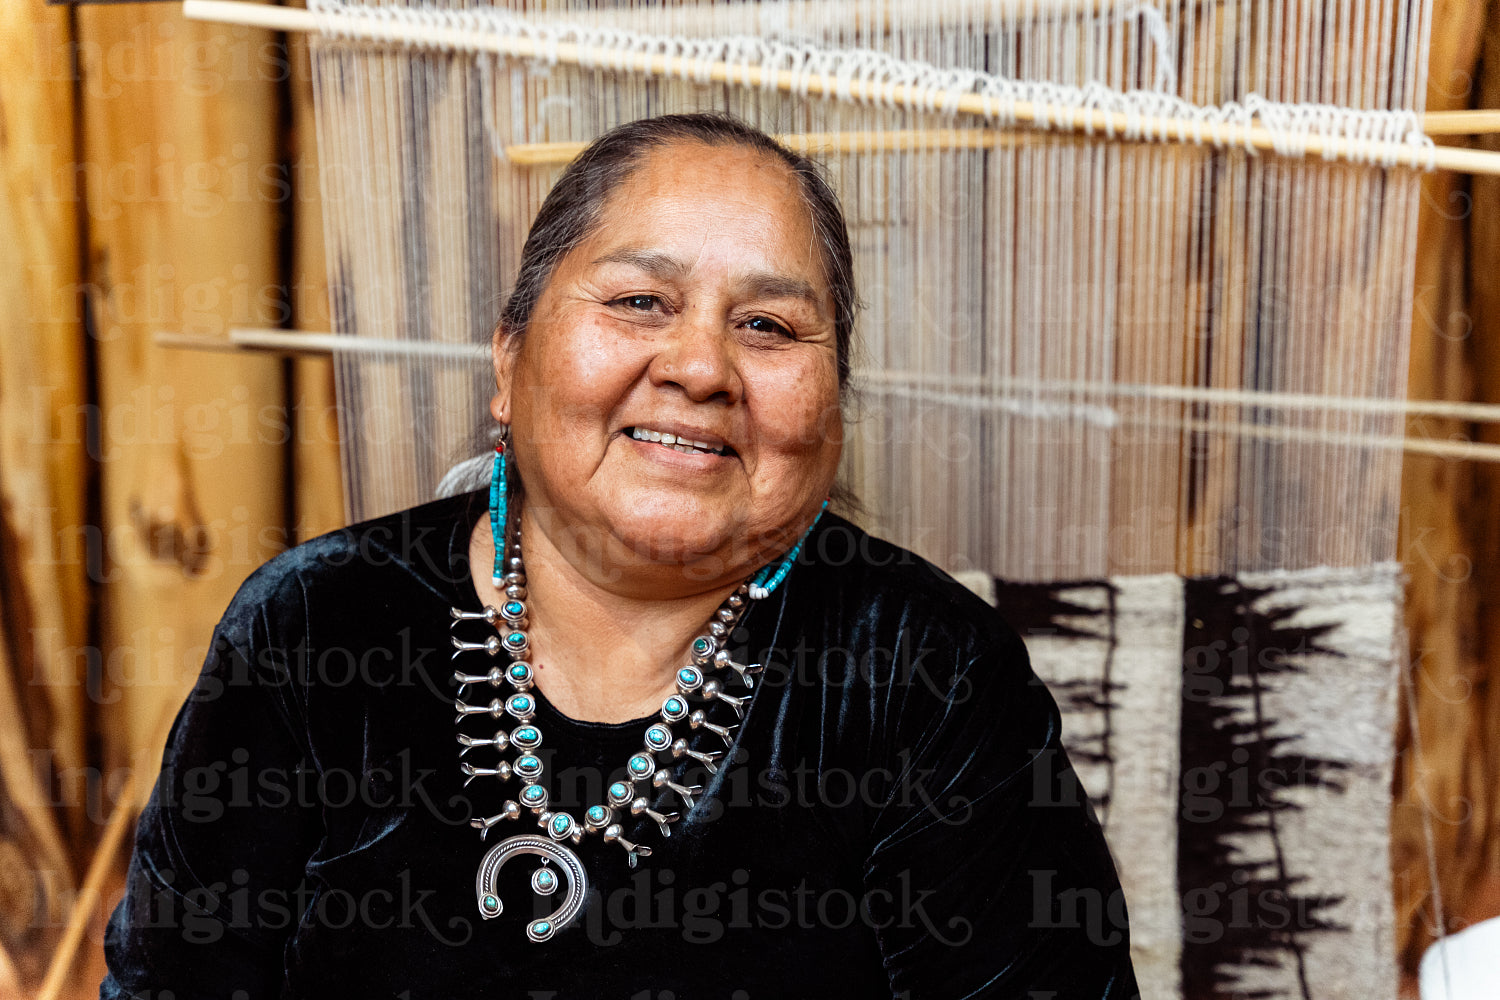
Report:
505,120,1499,166
1422,109,1500,135
506,129,1043,165
156,330,1500,451
154,328,489,361
856,367,1500,423
181,1,1500,178
156,329,1500,423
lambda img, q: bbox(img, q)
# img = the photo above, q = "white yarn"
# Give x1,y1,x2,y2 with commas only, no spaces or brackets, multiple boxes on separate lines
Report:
304,0,1437,171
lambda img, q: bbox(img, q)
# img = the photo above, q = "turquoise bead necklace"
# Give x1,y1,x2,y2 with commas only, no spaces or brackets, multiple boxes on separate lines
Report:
449,494,822,942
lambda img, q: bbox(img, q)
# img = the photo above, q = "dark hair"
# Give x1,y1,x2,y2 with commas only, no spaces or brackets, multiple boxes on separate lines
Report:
498,112,857,387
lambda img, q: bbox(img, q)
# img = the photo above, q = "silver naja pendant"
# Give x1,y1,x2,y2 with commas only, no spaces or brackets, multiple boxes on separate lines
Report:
474,834,589,942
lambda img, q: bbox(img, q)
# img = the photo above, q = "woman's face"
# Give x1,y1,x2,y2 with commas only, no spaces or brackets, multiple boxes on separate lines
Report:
493,140,844,593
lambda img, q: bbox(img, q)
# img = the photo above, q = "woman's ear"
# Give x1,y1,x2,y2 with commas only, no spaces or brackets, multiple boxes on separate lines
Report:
490,324,517,424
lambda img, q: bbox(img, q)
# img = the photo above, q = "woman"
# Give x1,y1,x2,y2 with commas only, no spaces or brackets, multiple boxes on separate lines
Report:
103,114,1138,998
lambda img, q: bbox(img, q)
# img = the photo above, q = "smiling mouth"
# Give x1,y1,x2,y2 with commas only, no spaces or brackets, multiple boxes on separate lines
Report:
626,426,733,457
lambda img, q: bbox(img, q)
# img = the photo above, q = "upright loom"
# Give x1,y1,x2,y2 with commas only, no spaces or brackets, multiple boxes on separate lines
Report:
183,1,1500,995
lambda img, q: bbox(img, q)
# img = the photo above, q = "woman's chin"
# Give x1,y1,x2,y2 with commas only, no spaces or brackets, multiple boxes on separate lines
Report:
608,516,736,569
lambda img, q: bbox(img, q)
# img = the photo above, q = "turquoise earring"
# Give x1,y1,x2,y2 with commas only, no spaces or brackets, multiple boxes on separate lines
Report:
748,498,829,600
489,433,509,586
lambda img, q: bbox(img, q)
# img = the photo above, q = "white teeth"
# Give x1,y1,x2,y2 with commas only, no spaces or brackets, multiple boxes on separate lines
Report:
629,427,725,456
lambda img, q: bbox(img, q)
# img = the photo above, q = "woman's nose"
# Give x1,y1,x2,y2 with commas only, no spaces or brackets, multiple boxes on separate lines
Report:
647,309,742,403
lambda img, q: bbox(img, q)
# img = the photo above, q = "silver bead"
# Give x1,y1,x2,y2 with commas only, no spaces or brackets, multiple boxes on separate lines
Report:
451,605,502,625
712,650,761,687
504,570,525,586
727,593,745,609
671,737,723,774
603,824,653,866
709,621,728,638
454,697,504,723
689,709,736,745
456,730,510,755
653,768,704,809
451,635,502,657
630,796,680,837
715,608,735,623
507,556,524,572
505,584,528,600
703,681,750,719
452,665,506,687
461,760,512,787
469,799,521,840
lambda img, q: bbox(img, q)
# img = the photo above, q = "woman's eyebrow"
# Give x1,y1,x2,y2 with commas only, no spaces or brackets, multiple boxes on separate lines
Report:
591,248,687,279
736,271,822,307
591,248,822,308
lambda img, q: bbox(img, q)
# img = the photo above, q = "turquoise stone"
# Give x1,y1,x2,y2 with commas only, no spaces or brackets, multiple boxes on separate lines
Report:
609,781,629,799
482,894,499,911
532,921,550,935
516,754,540,773
511,696,530,711
665,698,683,714
535,870,554,888
587,805,606,823
508,632,526,645
693,637,710,653
523,785,544,802
516,727,538,742
552,814,571,833
629,755,652,775
509,663,529,679
503,601,524,616
678,667,699,685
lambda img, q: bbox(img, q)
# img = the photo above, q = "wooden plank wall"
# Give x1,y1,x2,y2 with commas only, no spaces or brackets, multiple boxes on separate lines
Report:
0,0,1496,995
0,1,90,992
1394,0,1500,986
0,1,338,995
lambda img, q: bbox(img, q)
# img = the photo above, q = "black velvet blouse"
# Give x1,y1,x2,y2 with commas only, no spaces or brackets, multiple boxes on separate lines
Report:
102,490,1138,999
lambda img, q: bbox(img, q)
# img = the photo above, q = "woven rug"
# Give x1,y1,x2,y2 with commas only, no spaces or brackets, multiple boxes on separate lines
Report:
985,565,1403,1000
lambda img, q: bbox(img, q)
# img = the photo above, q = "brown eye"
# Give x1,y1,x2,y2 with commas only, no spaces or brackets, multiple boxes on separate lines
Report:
613,295,660,312
745,316,792,338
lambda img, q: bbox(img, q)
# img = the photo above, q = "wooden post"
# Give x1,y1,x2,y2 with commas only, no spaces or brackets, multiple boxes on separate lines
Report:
1394,0,1500,985
0,0,92,990
64,0,290,989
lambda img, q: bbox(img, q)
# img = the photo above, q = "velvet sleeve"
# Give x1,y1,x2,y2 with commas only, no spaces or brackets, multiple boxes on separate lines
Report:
862,622,1139,999
102,562,324,1000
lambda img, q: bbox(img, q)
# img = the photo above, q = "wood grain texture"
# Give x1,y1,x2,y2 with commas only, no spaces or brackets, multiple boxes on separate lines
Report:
0,0,92,990
60,3,289,991
1394,0,1500,985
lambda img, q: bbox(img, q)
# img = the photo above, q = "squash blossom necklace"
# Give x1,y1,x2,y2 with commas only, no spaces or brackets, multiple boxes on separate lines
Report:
449,470,824,943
